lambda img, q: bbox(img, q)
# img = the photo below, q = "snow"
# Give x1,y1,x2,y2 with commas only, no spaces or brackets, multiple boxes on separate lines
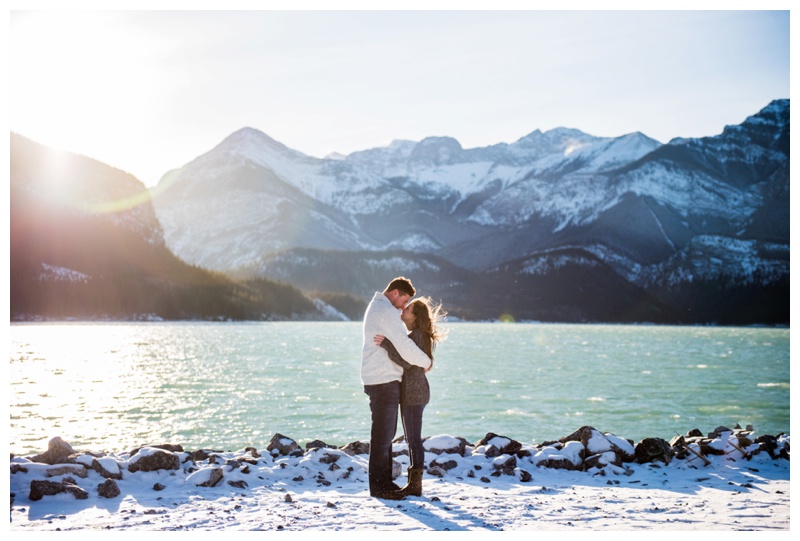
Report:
9,431,790,531
385,233,442,253
36,263,91,284
311,299,349,321
149,102,788,291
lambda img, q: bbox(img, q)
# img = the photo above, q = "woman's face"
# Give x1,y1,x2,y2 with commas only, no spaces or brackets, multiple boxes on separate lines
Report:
401,303,416,328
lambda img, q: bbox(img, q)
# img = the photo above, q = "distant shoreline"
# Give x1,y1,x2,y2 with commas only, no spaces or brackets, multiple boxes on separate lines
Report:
8,317,791,329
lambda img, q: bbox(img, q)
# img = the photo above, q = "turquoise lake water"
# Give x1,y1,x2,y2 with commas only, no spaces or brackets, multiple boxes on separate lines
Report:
8,322,790,455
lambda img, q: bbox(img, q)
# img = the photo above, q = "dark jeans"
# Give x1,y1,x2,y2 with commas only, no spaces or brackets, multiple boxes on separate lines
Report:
401,404,426,469
364,381,400,493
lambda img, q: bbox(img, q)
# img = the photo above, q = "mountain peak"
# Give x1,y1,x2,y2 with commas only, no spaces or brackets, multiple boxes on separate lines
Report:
741,99,789,129
515,127,597,147
218,127,291,153
207,127,318,169
408,136,464,165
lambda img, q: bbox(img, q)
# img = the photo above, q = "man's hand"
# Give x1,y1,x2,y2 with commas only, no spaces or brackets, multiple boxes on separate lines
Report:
373,334,386,347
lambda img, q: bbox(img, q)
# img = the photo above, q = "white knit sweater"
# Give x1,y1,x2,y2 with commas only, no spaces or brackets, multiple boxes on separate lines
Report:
360,292,432,386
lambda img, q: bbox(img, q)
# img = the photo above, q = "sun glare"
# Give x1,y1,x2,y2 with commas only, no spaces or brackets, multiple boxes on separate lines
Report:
11,12,166,184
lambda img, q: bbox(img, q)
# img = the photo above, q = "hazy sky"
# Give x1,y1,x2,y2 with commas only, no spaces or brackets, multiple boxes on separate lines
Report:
8,6,792,187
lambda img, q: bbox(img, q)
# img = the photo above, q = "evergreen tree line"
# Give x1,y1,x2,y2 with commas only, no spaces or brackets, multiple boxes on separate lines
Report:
9,190,317,322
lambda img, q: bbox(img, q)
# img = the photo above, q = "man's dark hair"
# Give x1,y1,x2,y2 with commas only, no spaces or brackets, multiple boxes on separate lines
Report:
384,276,416,297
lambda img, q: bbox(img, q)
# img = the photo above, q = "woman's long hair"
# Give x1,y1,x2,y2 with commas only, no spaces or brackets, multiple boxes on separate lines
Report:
408,296,447,362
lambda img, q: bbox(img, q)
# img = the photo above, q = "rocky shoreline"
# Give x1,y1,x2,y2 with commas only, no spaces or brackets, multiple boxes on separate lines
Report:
10,424,790,505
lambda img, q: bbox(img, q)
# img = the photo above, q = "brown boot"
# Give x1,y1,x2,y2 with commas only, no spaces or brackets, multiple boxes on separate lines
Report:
369,478,404,500
400,466,424,497
373,487,406,500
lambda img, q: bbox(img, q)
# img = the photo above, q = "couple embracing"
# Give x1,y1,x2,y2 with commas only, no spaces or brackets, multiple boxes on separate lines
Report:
360,276,446,500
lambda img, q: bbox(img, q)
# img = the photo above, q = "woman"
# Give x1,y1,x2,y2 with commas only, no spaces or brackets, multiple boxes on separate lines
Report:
374,296,446,497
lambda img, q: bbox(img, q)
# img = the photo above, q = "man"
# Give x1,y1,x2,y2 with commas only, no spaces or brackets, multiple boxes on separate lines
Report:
361,276,432,500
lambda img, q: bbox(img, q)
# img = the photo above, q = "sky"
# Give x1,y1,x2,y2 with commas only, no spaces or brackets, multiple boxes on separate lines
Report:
7,3,793,188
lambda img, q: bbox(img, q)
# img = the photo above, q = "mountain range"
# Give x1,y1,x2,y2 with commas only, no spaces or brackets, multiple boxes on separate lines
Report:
9,99,789,324
149,99,790,324
10,134,322,321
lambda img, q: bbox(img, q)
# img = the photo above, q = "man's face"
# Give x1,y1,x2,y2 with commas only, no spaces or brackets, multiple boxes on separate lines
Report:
390,291,411,310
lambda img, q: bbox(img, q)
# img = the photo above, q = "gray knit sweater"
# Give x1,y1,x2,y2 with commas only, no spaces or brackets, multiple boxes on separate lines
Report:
360,292,432,385
380,329,431,406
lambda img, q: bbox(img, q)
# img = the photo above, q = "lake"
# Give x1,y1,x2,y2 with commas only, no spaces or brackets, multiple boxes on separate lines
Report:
8,321,790,456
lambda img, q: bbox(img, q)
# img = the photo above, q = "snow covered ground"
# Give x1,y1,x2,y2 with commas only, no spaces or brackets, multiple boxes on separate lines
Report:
9,430,790,531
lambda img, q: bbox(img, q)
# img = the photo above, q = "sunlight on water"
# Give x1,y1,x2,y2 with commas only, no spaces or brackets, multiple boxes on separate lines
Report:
9,322,790,455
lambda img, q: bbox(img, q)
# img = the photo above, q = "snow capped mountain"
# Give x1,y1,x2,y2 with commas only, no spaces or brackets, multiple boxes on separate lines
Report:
152,121,665,265
151,100,789,324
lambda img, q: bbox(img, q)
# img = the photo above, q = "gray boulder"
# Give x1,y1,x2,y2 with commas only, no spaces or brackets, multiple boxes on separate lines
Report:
127,448,180,472
340,440,370,456
267,433,300,456
634,437,673,464
29,479,88,501
477,433,522,457
28,437,76,465
425,436,470,456
97,478,120,498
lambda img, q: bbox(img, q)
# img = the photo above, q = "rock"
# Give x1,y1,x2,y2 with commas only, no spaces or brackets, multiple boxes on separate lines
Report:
153,483,166,491
228,456,259,468
736,434,754,448
424,435,470,456
306,440,334,451
560,426,596,446
45,464,88,478
197,468,224,487
492,455,517,475
128,448,180,473
92,457,123,480
268,434,300,456
430,458,458,471
228,480,248,488
97,478,120,498
340,440,369,456
635,437,673,464
28,437,76,465
516,469,532,482
754,435,782,459
537,456,578,471
29,479,88,501
561,426,635,465
708,426,734,439
477,433,522,457
316,476,331,487
129,443,184,457
584,451,621,470
29,480,65,501
188,450,209,462
318,452,340,465
699,442,726,456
